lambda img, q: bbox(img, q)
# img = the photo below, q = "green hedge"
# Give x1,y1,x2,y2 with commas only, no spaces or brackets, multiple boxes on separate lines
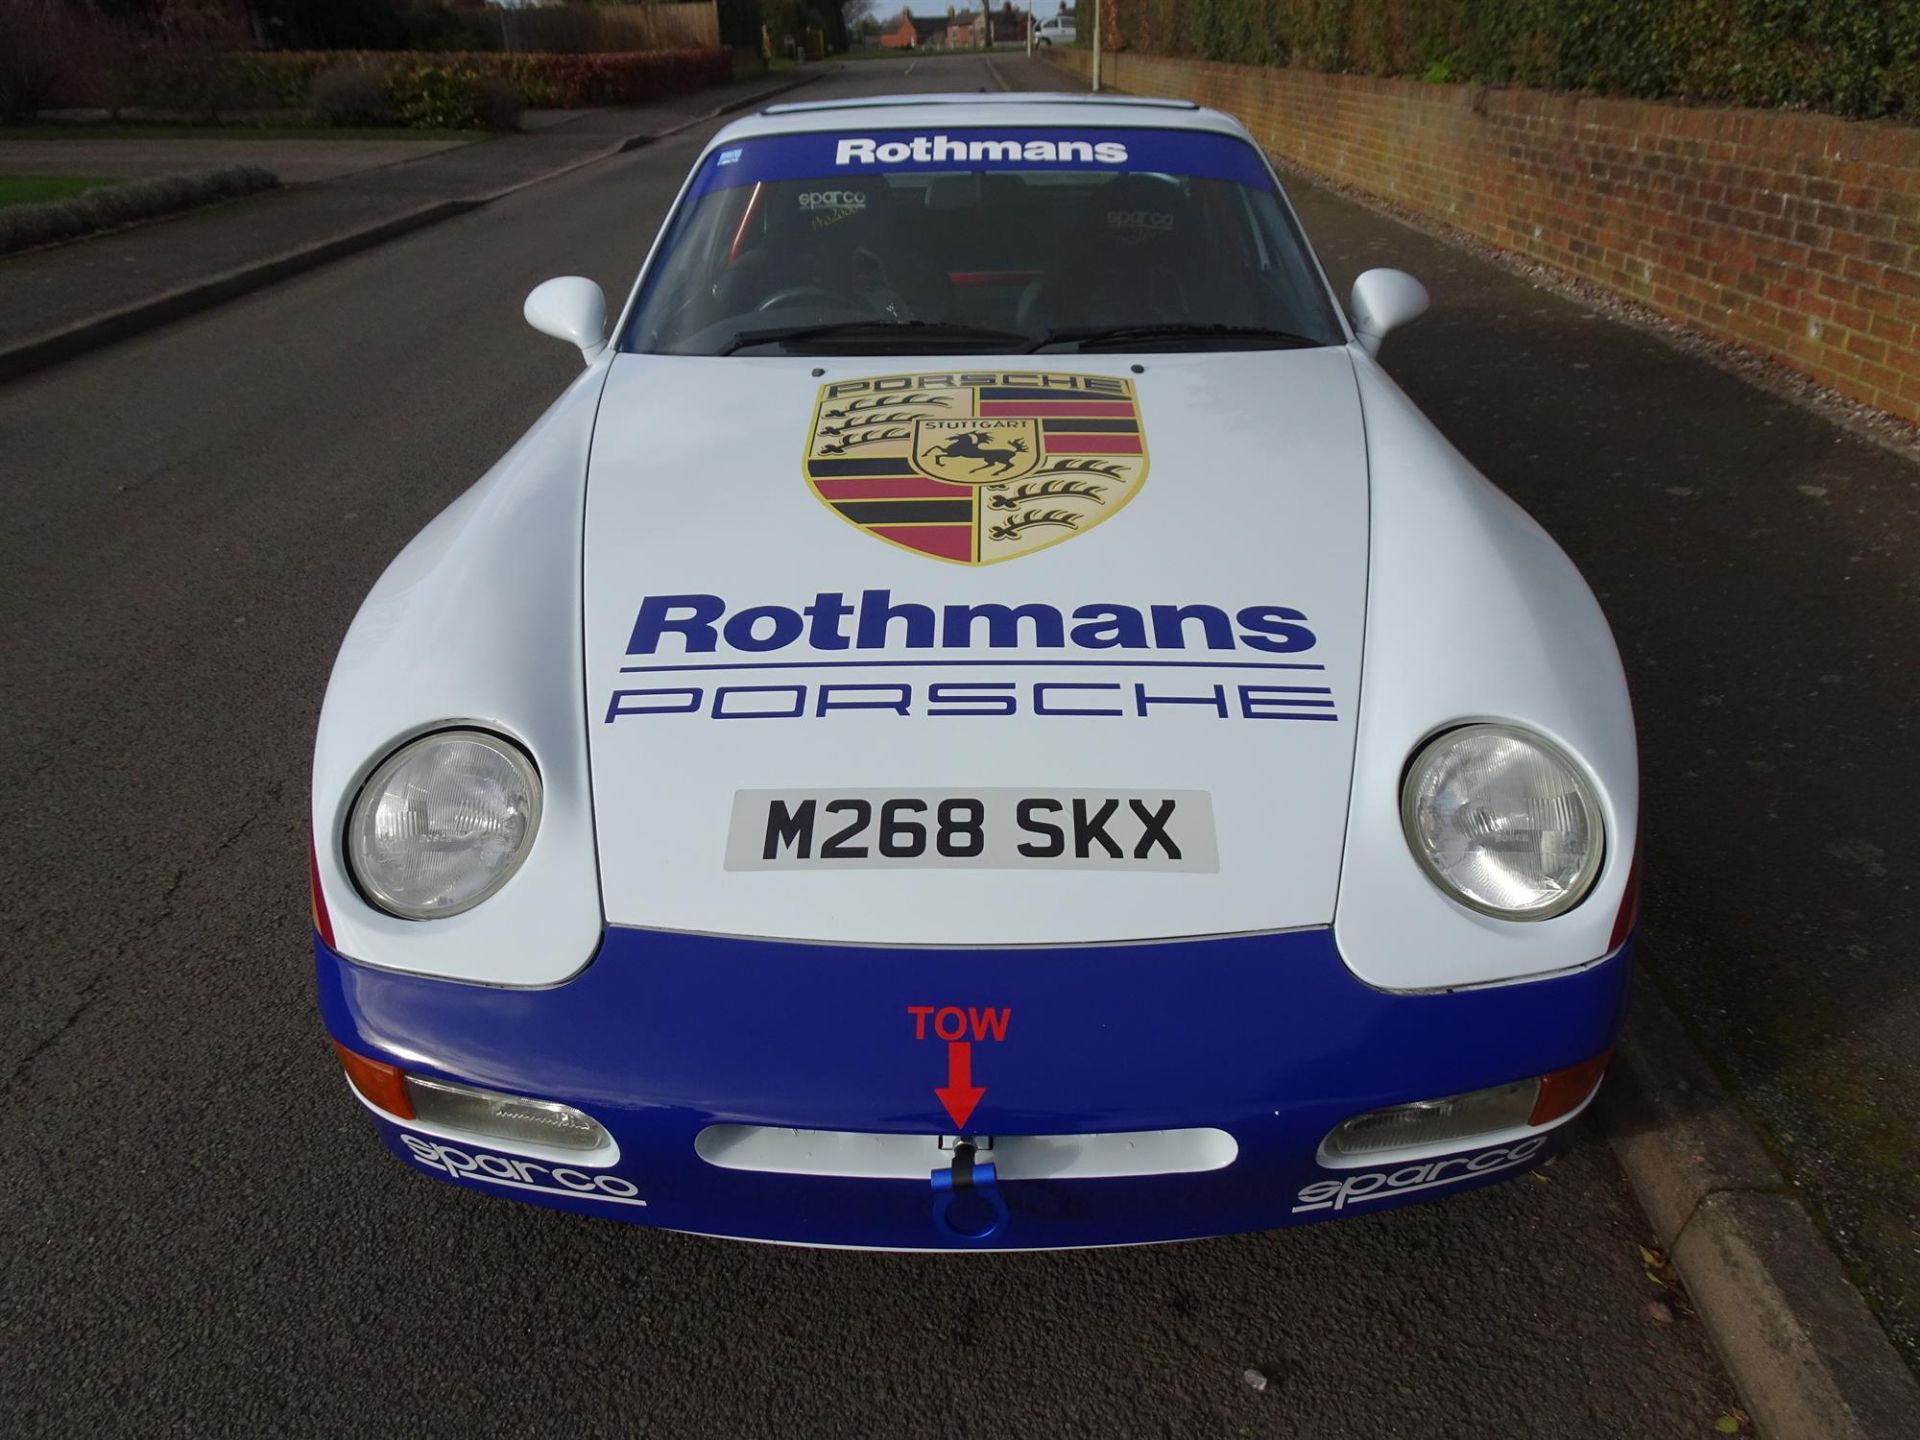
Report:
1104,0,1920,120
235,48,733,123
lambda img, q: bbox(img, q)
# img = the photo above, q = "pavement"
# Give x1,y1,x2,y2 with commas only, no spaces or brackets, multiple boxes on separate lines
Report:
0,70,826,376
0,135,467,184
0,53,1753,1438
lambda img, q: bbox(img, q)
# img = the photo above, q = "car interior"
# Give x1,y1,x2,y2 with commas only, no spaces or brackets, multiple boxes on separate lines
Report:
628,166,1343,353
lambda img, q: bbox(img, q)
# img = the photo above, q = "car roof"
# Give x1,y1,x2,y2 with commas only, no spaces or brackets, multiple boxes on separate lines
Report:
712,92,1254,147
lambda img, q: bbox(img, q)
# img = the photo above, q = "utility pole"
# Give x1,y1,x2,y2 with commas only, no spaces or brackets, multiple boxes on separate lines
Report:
1025,1,1032,57
1091,0,1101,92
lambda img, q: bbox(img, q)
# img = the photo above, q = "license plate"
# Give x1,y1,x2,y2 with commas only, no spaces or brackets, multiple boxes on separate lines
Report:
725,788,1218,872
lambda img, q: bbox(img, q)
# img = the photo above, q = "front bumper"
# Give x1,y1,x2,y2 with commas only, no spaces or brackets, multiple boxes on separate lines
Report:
317,926,1628,1249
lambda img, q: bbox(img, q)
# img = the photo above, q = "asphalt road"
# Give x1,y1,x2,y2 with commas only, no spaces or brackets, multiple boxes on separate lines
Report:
3,55,1747,1437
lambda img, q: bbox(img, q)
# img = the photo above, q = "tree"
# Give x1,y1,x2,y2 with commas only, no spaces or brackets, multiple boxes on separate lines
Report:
242,0,405,50
715,0,761,50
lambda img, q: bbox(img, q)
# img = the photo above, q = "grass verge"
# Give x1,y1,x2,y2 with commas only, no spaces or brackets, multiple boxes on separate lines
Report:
0,175,118,209
0,165,278,255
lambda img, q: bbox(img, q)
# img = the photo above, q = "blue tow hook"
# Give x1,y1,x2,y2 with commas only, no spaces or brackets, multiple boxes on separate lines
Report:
931,1139,1008,1241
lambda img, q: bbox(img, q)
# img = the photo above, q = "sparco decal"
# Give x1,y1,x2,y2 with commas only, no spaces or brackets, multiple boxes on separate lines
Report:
1291,1137,1549,1213
400,1134,647,1207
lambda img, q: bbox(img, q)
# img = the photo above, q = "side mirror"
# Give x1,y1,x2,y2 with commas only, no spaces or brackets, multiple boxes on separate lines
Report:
524,276,607,365
1348,269,1429,358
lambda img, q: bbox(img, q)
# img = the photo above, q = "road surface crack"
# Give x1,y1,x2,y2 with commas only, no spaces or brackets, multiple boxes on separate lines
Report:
0,785,282,1098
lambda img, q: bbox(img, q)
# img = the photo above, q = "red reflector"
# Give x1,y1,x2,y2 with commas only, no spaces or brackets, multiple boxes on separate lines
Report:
1530,1049,1611,1127
309,834,336,950
1608,849,1641,954
334,1040,413,1119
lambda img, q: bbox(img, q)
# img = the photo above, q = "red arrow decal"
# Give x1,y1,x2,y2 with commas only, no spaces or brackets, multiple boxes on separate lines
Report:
935,1040,985,1131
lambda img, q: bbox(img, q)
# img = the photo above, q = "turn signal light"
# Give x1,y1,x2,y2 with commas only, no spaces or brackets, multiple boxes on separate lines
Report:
333,1040,413,1119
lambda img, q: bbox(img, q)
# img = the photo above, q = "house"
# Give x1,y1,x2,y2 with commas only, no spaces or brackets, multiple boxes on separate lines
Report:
988,3,1027,43
940,6,1029,50
876,11,953,49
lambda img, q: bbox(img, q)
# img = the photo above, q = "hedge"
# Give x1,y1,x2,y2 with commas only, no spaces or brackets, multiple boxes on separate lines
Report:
235,48,733,123
1099,0,1920,121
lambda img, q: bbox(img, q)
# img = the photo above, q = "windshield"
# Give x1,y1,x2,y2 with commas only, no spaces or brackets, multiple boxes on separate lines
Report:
621,126,1345,356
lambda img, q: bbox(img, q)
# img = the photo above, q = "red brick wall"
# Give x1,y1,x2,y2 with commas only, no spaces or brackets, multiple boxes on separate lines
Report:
1045,47,1920,425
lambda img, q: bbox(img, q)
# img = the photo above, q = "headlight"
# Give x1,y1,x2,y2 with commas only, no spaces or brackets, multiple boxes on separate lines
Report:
347,729,542,920
1400,724,1603,919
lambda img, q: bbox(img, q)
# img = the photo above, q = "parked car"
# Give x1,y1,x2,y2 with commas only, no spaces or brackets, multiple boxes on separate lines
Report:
1034,13,1077,45
314,92,1638,1250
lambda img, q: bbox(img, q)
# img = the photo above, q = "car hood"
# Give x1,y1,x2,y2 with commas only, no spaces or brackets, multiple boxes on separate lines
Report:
581,349,1369,945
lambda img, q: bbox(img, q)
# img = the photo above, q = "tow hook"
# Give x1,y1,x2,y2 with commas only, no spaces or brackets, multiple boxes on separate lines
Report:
930,1136,1008,1241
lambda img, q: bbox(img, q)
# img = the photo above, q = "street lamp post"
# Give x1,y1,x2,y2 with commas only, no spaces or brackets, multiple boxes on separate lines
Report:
1091,0,1101,92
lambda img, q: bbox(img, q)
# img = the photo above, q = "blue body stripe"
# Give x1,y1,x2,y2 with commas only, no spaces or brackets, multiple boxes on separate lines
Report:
317,927,1628,1248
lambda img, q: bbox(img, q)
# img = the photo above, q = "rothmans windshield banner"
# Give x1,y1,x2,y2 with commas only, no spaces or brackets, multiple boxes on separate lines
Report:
689,128,1278,197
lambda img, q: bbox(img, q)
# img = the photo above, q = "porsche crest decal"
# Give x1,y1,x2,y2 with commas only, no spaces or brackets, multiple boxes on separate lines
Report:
804,372,1149,565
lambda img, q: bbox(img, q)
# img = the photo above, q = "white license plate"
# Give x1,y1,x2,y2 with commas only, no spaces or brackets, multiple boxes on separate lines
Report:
724,788,1218,872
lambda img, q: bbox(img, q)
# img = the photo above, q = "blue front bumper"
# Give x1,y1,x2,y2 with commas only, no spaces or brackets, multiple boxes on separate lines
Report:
317,927,1628,1249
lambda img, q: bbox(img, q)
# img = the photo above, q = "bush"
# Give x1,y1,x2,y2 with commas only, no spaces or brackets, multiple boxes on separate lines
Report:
385,60,484,129
473,77,524,133
0,0,77,120
251,0,492,52
146,0,252,121
311,67,394,127
1099,0,1920,121
238,48,736,128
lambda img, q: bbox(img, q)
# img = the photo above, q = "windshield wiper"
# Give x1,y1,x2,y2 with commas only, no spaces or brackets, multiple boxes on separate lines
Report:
719,320,1033,355
1030,323,1323,353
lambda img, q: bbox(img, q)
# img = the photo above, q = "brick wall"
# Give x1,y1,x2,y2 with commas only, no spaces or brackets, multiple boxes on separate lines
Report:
1044,47,1920,425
